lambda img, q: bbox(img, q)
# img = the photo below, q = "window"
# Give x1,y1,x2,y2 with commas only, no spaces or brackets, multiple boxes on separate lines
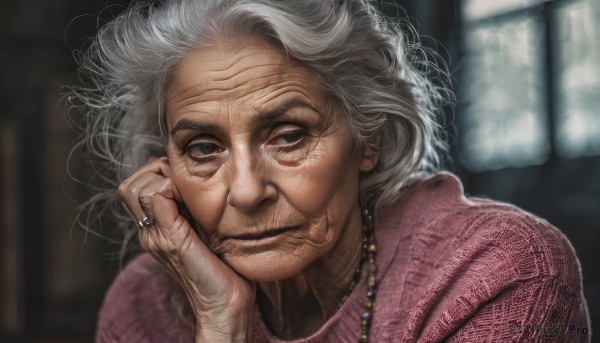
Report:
464,0,545,21
459,0,600,171
554,0,600,157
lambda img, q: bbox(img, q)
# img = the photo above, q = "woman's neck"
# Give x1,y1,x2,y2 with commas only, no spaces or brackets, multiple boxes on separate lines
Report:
256,210,364,339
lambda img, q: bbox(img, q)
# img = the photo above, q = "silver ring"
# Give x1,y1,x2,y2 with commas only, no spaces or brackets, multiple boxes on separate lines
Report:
136,216,155,229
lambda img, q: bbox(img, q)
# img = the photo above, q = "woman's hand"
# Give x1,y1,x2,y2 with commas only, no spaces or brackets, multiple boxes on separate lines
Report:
118,157,255,342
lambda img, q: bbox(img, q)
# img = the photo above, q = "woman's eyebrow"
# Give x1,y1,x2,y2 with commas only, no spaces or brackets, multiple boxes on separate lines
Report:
255,99,321,124
170,99,322,136
170,121,222,136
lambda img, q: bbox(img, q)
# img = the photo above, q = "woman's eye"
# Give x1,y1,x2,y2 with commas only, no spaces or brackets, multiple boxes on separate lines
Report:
268,127,311,163
186,142,224,159
272,130,305,146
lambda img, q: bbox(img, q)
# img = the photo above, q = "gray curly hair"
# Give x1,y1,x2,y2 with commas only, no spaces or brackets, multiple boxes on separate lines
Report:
68,0,452,246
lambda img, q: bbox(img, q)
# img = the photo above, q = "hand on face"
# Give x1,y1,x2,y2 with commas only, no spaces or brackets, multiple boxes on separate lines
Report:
118,157,255,340
118,38,379,341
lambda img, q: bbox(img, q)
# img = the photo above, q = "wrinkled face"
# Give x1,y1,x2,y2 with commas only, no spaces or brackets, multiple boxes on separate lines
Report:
165,39,375,281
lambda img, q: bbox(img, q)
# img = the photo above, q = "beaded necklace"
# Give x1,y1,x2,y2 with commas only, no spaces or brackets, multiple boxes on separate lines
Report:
337,209,378,343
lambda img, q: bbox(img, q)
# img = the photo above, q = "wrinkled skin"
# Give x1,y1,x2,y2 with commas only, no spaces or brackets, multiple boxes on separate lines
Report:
118,38,379,341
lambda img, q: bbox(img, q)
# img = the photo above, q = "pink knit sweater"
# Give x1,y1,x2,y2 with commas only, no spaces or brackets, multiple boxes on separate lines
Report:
96,173,590,342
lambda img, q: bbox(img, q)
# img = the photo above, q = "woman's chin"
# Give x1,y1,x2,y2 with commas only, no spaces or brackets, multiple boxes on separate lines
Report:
223,250,314,282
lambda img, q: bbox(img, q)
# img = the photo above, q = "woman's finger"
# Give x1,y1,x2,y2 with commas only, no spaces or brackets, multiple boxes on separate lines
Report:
118,172,163,225
118,157,176,226
121,158,255,315
147,182,223,275
137,178,251,304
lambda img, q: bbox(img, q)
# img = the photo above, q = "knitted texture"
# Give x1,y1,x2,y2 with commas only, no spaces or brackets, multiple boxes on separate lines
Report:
96,172,590,342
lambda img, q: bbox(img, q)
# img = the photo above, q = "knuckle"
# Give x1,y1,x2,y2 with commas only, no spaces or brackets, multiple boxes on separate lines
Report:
147,240,161,253
117,182,128,198
139,233,182,262
138,191,161,210
139,234,159,252
137,235,150,251
130,184,142,195
138,192,152,204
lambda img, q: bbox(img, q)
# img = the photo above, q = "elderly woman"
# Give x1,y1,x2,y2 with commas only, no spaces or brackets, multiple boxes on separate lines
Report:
71,0,590,342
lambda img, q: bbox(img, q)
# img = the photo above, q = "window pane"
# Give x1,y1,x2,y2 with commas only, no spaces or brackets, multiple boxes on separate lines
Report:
463,0,544,21
555,0,600,157
460,16,549,171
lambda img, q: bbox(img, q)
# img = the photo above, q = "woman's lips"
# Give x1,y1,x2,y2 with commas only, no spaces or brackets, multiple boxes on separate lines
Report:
212,226,302,254
228,226,297,241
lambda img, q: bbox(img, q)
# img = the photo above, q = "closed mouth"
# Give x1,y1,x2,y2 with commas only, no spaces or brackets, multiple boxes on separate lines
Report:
228,226,297,241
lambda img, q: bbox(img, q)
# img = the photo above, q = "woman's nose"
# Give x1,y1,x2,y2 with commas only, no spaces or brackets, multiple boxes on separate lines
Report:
227,150,277,212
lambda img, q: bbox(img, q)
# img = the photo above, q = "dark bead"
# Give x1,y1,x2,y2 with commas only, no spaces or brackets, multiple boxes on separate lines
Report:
367,290,376,299
362,311,372,321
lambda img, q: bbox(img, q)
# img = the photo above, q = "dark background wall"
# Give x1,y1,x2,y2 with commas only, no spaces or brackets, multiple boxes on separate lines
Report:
0,0,596,342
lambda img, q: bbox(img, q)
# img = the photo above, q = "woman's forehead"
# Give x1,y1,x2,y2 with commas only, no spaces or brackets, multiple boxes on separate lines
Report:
165,40,334,127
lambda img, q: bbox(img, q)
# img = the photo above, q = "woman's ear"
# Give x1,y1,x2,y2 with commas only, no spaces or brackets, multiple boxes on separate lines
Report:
359,134,381,172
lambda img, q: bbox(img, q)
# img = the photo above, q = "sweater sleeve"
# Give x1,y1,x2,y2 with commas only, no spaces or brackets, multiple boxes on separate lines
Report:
95,254,194,343
403,207,591,343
